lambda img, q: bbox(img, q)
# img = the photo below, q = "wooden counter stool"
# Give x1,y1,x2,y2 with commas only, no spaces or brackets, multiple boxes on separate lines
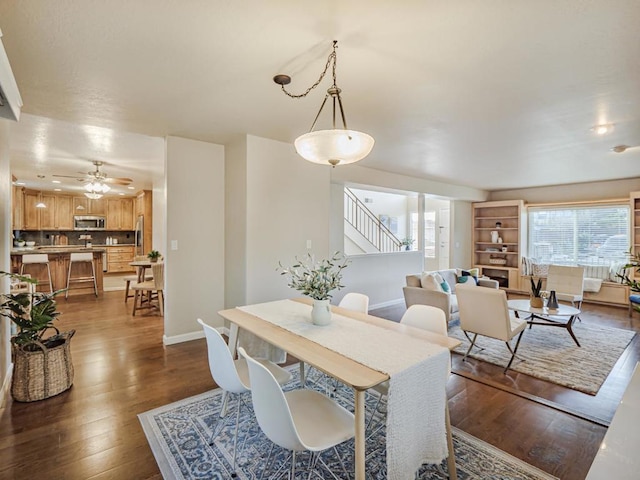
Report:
65,252,98,299
19,254,53,293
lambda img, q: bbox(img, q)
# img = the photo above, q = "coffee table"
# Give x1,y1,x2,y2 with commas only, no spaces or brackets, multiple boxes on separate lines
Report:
507,299,582,347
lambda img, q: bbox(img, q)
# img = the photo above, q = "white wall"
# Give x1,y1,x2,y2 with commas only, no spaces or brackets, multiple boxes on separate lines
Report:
336,251,423,308
152,166,166,257
489,178,640,203
164,136,225,340
451,200,472,268
244,135,331,304
0,121,11,401
224,135,248,308
331,164,489,202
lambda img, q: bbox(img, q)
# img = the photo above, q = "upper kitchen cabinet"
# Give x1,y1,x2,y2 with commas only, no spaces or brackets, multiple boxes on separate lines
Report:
73,196,106,215
21,190,74,230
22,189,40,230
12,185,24,230
107,198,134,230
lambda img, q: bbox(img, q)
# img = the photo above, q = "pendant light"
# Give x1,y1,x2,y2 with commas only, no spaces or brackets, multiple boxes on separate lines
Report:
273,41,374,167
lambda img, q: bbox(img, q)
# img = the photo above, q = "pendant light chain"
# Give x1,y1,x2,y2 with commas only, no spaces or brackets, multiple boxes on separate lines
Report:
279,41,338,99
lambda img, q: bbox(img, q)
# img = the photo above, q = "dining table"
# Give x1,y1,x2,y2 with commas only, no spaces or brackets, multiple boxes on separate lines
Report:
129,259,153,283
218,297,461,480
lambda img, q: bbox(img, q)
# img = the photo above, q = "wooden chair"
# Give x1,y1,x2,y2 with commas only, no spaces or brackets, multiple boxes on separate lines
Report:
132,263,164,316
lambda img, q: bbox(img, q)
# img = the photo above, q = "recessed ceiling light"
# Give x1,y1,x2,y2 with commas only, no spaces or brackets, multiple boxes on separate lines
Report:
52,180,61,184
14,181,25,186
127,186,135,190
53,188,62,192
592,124,614,135
612,145,631,153
118,192,125,196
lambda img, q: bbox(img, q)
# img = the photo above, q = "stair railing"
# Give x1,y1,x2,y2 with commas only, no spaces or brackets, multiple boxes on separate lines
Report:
344,188,402,252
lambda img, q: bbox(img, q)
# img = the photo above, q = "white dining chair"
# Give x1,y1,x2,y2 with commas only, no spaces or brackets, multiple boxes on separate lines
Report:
338,292,369,313
197,319,292,476
238,347,355,480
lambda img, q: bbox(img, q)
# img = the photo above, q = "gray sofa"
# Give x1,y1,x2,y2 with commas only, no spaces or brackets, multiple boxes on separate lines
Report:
403,269,499,323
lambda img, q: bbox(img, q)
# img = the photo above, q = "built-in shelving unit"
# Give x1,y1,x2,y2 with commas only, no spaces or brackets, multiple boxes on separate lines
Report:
632,192,640,258
472,199,525,291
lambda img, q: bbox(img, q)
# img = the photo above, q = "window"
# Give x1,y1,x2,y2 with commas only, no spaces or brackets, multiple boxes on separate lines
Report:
527,204,630,267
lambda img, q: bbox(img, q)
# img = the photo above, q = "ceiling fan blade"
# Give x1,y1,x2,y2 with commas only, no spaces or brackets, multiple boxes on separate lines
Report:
105,177,133,185
52,174,86,179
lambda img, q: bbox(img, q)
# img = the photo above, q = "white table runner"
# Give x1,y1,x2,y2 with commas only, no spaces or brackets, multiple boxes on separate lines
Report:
239,299,450,479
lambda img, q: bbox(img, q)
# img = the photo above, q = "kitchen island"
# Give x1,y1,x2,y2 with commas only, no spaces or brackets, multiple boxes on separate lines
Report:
11,247,105,296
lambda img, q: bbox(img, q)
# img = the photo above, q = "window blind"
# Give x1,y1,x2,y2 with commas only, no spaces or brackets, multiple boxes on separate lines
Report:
527,204,630,266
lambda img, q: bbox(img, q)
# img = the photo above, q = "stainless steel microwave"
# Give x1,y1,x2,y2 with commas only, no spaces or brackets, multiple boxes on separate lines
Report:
74,215,106,230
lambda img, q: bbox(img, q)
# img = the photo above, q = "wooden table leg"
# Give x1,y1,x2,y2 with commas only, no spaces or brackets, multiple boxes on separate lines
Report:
354,388,366,480
445,403,457,480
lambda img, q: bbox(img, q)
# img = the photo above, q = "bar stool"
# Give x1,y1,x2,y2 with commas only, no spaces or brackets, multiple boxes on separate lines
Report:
19,254,53,293
66,252,98,299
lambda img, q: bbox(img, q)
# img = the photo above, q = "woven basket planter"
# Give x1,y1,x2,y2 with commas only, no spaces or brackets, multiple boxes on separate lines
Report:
11,330,75,402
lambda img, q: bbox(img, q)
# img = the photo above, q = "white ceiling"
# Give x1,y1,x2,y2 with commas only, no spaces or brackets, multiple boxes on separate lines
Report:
1,0,639,193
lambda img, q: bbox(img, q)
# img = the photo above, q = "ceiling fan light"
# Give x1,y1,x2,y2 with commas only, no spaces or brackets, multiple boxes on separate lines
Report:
294,129,375,166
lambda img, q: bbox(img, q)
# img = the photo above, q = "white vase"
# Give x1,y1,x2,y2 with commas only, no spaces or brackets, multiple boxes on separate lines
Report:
311,299,332,326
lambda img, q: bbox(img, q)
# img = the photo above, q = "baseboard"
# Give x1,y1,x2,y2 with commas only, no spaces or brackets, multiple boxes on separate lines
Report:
163,330,204,345
369,298,405,311
0,363,13,408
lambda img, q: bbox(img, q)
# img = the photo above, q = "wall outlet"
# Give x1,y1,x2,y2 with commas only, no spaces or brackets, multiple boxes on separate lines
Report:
306,240,312,249
171,240,178,250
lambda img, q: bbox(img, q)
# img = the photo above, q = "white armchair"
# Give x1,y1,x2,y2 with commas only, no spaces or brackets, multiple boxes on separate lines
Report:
456,283,527,373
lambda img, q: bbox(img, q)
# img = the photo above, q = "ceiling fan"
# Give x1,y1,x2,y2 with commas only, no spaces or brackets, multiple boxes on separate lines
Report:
52,160,133,186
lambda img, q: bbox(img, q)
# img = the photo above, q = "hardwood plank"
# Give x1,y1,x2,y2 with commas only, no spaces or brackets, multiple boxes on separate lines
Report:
0,291,636,479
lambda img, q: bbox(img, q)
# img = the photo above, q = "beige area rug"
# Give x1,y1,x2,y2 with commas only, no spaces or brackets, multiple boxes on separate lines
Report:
449,321,636,395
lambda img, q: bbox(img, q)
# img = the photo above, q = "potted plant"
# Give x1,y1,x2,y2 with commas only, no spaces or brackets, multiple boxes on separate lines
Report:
147,250,162,263
0,271,74,402
530,277,544,308
278,252,349,326
400,238,414,251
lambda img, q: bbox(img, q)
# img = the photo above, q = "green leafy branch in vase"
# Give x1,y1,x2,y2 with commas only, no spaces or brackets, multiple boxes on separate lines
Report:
278,252,349,301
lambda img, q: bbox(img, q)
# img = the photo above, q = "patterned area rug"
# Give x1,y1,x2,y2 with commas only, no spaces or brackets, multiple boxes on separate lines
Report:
449,321,636,395
139,367,557,479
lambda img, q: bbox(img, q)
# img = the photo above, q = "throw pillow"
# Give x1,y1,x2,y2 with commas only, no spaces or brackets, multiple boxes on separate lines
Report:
421,272,448,293
420,272,441,291
440,279,451,293
456,269,478,285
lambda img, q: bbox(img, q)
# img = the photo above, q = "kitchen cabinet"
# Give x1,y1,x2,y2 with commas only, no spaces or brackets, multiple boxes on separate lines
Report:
106,245,135,273
39,193,57,229
23,192,74,231
107,198,134,230
23,189,40,230
12,185,24,230
56,195,74,230
73,196,106,215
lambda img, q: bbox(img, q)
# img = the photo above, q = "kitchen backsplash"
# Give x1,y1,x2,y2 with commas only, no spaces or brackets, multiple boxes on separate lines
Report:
14,230,135,246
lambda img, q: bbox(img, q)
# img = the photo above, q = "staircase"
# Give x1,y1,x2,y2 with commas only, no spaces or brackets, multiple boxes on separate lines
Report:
344,188,402,253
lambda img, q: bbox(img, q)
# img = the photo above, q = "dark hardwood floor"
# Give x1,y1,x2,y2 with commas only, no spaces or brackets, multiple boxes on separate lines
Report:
1,291,637,479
